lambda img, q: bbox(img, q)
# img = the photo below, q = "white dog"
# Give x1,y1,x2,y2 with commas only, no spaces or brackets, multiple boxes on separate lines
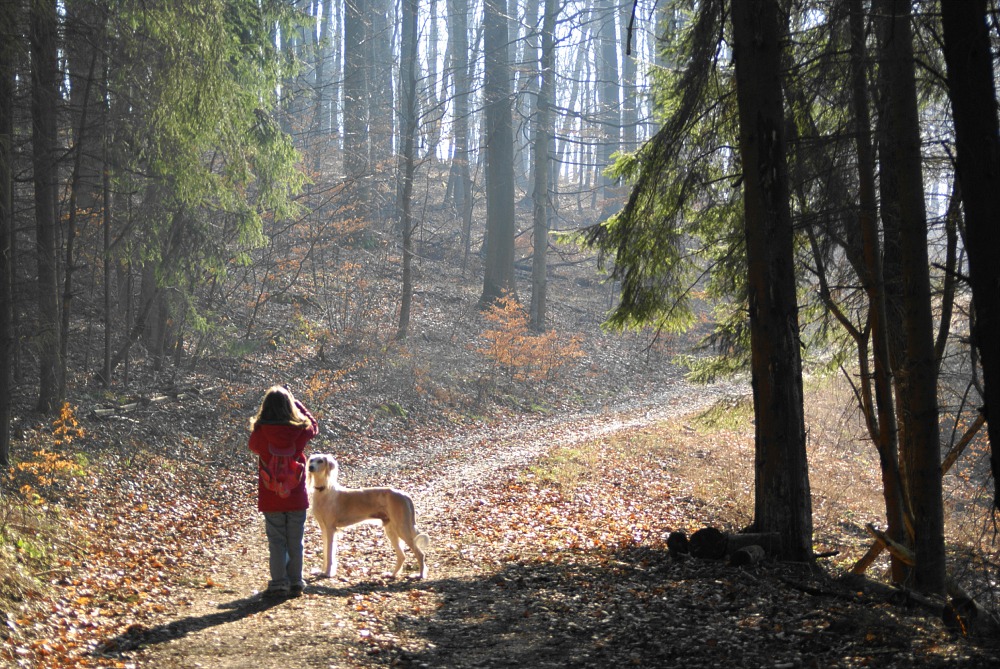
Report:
306,454,429,579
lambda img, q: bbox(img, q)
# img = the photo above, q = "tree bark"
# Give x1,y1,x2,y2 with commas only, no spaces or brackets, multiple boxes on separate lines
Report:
0,0,16,466
941,0,1000,513
848,0,907,582
31,0,63,414
529,0,557,332
731,0,812,562
395,0,418,340
343,0,370,213
448,0,475,272
480,0,517,306
596,0,620,215
368,0,392,187
875,0,945,596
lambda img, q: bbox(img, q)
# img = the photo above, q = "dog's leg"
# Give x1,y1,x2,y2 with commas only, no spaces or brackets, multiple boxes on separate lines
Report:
382,523,407,578
320,524,337,577
404,533,427,580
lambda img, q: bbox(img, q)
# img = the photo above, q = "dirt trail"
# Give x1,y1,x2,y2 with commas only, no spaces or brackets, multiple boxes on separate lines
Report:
108,381,742,668
98,376,1000,669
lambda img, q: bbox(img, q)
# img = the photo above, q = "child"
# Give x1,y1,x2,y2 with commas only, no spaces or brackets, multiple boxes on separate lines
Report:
249,385,318,597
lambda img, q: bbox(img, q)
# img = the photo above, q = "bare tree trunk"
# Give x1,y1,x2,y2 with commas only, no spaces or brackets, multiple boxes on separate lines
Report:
102,121,113,386
875,0,945,596
530,0,557,331
396,0,418,340
941,0,1000,513
369,0,393,192
343,0,370,213
423,0,443,161
0,0,15,467
310,1,328,175
480,0,517,306
619,0,638,152
60,53,97,400
31,0,62,414
519,0,541,194
596,0,620,216
731,0,812,562
448,0,475,272
848,0,906,582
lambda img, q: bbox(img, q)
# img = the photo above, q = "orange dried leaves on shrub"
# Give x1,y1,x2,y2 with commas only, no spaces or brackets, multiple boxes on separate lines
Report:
478,293,584,384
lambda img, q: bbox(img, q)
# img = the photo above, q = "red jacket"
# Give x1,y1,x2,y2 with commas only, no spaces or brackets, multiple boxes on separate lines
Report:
248,405,318,513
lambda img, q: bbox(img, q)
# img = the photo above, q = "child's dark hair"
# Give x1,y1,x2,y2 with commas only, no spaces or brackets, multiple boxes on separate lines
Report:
251,385,310,429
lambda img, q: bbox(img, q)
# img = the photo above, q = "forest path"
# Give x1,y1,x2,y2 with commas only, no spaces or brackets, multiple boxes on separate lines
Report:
112,380,742,668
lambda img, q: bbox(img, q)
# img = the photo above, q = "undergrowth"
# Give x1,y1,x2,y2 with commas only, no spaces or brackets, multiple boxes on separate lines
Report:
2,405,90,613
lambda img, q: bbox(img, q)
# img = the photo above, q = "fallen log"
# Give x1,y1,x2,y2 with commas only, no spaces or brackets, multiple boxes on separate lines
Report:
850,536,887,575
941,412,986,475
854,525,1000,639
730,545,766,567
838,573,946,616
689,527,728,559
666,531,690,557
90,386,217,418
727,532,781,555
945,578,1000,638
864,523,915,566
689,527,780,561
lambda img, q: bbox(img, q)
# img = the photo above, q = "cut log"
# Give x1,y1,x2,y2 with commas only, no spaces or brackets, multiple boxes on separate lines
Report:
727,532,781,555
666,531,689,556
730,545,766,567
689,527,728,560
688,528,781,560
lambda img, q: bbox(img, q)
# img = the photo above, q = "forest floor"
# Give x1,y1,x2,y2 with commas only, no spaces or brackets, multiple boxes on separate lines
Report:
84,388,1000,669
3,212,1000,668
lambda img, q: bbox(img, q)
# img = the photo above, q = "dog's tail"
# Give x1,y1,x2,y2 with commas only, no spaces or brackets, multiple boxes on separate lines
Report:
414,532,431,551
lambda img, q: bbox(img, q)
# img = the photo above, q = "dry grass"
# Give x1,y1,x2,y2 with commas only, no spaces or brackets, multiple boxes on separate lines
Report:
527,375,998,604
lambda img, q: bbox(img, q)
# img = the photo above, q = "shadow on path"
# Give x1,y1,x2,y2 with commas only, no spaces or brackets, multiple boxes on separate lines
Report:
94,592,286,657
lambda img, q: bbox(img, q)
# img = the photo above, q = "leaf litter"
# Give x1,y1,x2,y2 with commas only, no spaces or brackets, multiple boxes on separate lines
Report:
4,388,994,669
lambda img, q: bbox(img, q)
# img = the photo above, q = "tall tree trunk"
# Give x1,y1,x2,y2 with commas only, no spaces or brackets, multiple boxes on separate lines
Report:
941,0,1000,513
31,0,62,414
596,0,620,216
64,0,102,213
731,0,812,562
448,0,474,272
875,0,945,596
619,0,638,152
530,0,557,331
0,0,15,467
423,0,443,161
101,120,113,387
519,0,541,194
369,0,393,189
480,0,517,306
60,53,97,400
343,0,370,213
310,0,328,174
848,0,906,581
396,0,418,340
329,0,341,138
